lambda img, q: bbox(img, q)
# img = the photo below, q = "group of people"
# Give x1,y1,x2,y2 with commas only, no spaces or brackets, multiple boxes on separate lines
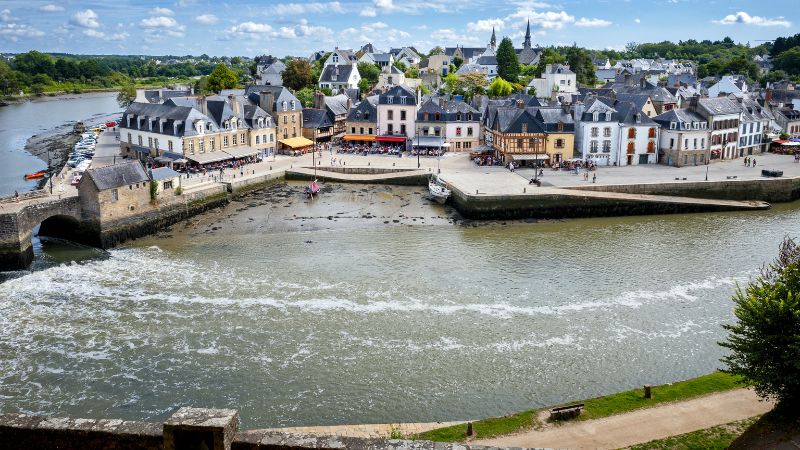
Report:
743,156,757,167
337,143,403,156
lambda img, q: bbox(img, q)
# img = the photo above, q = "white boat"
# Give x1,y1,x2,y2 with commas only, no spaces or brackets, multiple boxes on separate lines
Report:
428,174,451,204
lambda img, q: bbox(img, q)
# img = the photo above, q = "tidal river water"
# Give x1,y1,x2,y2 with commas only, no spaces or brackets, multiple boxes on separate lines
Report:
1,181,797,429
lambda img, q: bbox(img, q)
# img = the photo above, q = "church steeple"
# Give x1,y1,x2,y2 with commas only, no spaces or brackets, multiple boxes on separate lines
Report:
490,27,497,50
523,19,532,49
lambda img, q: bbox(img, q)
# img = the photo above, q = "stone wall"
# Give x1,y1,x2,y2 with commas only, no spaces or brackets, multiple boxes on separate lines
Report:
450,187,769,220
224,171,284,195
564,177,800,203
0,409,507,450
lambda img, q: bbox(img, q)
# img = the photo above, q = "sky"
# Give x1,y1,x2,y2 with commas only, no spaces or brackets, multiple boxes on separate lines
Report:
1,0,799,57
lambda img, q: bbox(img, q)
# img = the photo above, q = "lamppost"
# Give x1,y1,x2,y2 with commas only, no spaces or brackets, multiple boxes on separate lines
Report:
416,125,420,168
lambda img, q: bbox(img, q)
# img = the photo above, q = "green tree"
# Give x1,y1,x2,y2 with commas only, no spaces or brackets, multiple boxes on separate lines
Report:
13,51,55,77
487,77,513,97
205,64,238,92
565,47,596,86
117,82,136,108
194,76,209,95
527,86,537,96
405,67,419,78
358,78,370,95
357,62,380,85
496,37,520,82
295,87,315,107
282,59,313,91
720,237,800,405
452,57,464,69
774,47,800,76
428,46,444,56
460,72,489,98
394,60,407,73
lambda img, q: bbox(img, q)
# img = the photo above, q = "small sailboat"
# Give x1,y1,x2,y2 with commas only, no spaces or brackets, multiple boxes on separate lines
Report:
305,179,320,199
428,174,451,204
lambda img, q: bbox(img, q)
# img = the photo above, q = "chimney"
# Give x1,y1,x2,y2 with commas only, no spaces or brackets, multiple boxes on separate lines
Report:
228,94,241,115
346,96,352,111
259,91,275,112
765,87,773,104
196,95,207,116
314,90,325,110
689,94,699,110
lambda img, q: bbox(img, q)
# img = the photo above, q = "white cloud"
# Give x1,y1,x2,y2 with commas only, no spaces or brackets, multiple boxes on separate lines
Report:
634,18,640,24
195,14,219,25
140,16,179,28
360,8,377,17
0,9,13,22
83,28,129,41
371,0,457,14
467,18,504,33
0,22,45,41
713,11,791,27
506,8,574,30
71,9,100,28
267,2,344,15
149,7,175,16
39,4,64,13
227,21,273,34
271,19,332,39
575,17,611,27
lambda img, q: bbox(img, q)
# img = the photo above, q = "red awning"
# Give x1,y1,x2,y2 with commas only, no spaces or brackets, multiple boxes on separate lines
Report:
773,139,790,144
376,136,407,143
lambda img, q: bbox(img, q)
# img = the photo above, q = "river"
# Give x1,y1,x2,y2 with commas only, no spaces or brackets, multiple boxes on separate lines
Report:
0,179,796,429
0,92,121,197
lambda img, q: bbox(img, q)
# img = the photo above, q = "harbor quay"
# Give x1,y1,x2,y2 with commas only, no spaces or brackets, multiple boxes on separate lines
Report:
2,130,800,270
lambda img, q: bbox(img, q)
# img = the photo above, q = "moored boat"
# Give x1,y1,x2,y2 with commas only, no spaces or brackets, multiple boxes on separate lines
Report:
428,174,451,204
24,170,47,180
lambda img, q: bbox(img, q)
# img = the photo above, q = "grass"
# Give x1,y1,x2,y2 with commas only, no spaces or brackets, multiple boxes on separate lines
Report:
416,372,743,443
623,416,760,450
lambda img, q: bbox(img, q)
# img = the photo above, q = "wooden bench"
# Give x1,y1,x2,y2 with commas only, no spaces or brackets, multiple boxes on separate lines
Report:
549,403,584,420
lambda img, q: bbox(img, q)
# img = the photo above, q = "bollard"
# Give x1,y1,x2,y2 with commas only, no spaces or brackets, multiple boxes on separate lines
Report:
644,384,652,399
393,163,395,166
524,188,526,193
476,189,479,194
466,421,474,437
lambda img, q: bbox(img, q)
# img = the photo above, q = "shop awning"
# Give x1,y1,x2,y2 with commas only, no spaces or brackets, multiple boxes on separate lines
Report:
185,151,231,164
376,136,407,143
224,146,260,158
343,135,376,141
131,146,151,154
510,154,550,161
413,136,445,147
279,136,314,148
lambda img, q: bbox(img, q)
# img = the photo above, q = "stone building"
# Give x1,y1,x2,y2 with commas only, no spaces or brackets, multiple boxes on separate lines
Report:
485,101,575,166
377,85,418,146
415,97,482,152
652,108,710,167
344,96,379,144
245,85,303,151
78,161,152,224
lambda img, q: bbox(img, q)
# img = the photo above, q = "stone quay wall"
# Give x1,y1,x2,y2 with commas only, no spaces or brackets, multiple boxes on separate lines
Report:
450,188,768,221
564,176,800,203
286,169,429,186
0,408,506,450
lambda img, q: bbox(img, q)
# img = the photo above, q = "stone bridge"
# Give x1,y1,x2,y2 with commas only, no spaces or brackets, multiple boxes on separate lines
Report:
0,193,97,270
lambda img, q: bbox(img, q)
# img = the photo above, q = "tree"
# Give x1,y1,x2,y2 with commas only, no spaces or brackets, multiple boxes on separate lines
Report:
13,51,55,77
428,46,444,56
720,237,800,405
527,86,537,96
405,67,419,78
487,77,513,97
774,47,800,76
282,59,313,91
358,78,370,95
496,37,520,83
357,62,380,85
295,87,315,107
394,61,407,73
452,57,464,69
460,72,489,98
565,47,597,86
117,82,136,108
194,76,208,95
205,64,238,92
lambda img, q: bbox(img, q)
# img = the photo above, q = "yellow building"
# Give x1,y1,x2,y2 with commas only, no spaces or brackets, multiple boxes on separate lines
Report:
485,104,575,166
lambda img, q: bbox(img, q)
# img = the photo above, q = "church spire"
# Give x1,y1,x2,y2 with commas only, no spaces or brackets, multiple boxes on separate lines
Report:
523,19,532,49
490,27,496,50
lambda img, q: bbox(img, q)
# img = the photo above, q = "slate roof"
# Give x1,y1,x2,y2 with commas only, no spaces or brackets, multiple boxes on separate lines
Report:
517,47,542,66
302,108,334,129
378,85,416,105
595,69,617,80
150,167,180,181
614,93,651,113
372,53,393,63
455,64,486,76
85,161,149,190
320,65,355,83
489,106,574,133
614,101,657,126
652,108,707,127
244,85,301,112
698,97,742,116
546,64,574,75
346,96,379,122
476,55,497,65
121,101,205,137
324,94,351,116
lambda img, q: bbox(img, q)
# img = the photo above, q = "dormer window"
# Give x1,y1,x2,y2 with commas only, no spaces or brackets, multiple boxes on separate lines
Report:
593,112,599,121
456,114,461,121
387,96,394,104
282,101,287,111
670,122,676,129
291,100,296,110
605,112,611,121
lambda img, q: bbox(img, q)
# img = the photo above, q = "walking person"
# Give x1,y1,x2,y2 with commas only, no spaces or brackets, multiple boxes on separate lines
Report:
753,158,757,167
14,190,19,202
592,173,597,183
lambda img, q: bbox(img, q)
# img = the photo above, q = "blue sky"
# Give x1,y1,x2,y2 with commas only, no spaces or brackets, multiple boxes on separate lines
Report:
1,0,798,57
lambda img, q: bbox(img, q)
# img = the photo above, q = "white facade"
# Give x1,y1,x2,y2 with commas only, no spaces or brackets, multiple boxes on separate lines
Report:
378,103,417,138
124,128,183,155
527,64,577,100
618,123,659,165
659,128,710,166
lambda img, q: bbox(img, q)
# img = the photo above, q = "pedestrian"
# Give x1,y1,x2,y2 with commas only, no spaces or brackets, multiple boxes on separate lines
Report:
753,158,757,167
592,173,596,183
14,190,19,202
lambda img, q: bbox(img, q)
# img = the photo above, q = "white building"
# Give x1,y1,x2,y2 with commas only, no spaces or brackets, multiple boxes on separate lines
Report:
652,108,710,167
738,97,772,156
318,65,361,93
527,64,577,100
574,98,620,166
377,85,418,139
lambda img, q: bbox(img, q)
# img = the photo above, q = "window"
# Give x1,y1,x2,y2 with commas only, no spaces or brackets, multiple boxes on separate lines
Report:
464,142,472,149
467,127,473,136
521,123,528,133
590,141,598,153
693,138,698,149
211,139,215,150
648,128,656,138
684,138,688,148
435,113,441,121
605,112,611,121
292,127,296,137
400,96,406,105
290,100,295,110
628,128,636,139
233,135,238,145
603,140,611,153
352,127,356,134
138,136,143,146
256,135,261,144
163,180,173,189
456,127,462,136
283,116,288,125
110,189,118,202
423,113,429,121
148,137,153,148
529,138,537,147
669,138,674,149
223,136,229,147
241,133,246,144
292,115,296,123
188,141,194,152
387,96,394,104
360,127,364,134
560,79,565,85
604,127,612,137
282,101,287,111
517,139,524,148
647,141,655,153
591,127,599,137
400,124,406,135
368,128,373,134
270,134,274,142
400,110,406,120
670,122,676,130
388,124,394,134
199,141,204,153
127,133,132,144
388,110,394,120
456,142,461,149
468,114,473,121
555,139,565,148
